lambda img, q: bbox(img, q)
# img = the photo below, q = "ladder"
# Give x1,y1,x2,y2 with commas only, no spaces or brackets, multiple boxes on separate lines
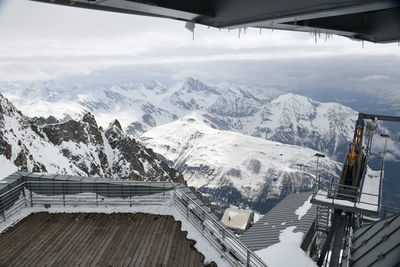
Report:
316,206,331,232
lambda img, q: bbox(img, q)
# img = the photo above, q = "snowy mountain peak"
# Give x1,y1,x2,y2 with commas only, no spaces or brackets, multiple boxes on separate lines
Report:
270,93,319,114
81,112,98,126
179,77,221,95
107,119,124,135
138,80,168,95
0,93,23,118
273,93,314,103
208,87,262,118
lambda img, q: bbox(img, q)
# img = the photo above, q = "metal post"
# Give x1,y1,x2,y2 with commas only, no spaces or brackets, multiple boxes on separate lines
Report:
107,182,109,198
221,229,225,257
63,183,65,207
317,156,320,183
95,183,98,207
329,214,347,267
0,197,5,222
202,210,205,233
29,188,33,207
318,212,338,266
345,227,353,267
22,187,27,207
314,153,325,190
186,196,189,219
379,133,389,210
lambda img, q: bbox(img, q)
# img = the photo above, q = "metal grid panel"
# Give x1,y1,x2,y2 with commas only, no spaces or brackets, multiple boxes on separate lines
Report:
240,192,316,252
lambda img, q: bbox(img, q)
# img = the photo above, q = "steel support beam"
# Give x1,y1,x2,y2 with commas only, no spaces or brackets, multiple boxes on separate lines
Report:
30,0,400,43
329,214,347,267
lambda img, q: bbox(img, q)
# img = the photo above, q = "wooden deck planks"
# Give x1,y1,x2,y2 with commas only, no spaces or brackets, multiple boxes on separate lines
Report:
0,212,206,267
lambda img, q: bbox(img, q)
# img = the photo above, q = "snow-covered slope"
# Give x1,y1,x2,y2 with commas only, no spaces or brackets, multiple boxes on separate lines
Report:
141,115,341,214
0,94,182,182
203,93,358,160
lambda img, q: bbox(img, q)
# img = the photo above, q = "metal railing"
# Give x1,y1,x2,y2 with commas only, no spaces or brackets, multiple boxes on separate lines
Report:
312,178,380,213
0,179,267,267
171,183,267,267
26,180,173,207
0,183,28,222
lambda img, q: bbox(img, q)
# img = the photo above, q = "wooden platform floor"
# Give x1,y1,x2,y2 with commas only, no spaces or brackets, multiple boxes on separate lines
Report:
0,212,207,267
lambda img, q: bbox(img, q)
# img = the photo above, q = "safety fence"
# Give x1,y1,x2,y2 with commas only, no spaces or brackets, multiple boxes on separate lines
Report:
0,178,267,267
311,178,380,216
172,184,267,267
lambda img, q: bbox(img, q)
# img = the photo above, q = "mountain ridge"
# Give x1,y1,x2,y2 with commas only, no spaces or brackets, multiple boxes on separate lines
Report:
4,78,398,163
0,93,182,183
141,114,342,214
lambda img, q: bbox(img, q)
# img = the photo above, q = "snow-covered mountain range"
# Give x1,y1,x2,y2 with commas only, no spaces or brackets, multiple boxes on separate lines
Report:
0,78,278,135
2,78,398,162
141,115,342,214
1,78,398,214
0,94,182,183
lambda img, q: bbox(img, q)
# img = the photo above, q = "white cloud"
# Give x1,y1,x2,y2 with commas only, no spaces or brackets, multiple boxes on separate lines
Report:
0,62,50,81
1,0,400,82
361,75,390,81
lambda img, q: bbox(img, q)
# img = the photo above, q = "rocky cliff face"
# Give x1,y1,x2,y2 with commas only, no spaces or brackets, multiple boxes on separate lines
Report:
0,94,183,183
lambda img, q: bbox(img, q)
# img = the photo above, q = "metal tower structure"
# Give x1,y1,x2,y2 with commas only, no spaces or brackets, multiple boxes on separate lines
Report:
311,113,400,267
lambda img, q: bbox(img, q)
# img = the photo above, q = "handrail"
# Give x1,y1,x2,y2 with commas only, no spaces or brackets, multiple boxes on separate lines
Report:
170,182,267,267
0,179,267,267
312,178,380,212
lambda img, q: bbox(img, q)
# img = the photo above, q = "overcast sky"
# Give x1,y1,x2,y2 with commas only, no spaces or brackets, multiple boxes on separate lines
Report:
0,0,400,107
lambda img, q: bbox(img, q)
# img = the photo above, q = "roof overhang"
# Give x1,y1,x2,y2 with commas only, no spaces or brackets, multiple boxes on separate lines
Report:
30,0,400,43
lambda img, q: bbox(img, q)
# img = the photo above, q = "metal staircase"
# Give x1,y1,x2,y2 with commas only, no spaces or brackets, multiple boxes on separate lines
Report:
316,206,331,233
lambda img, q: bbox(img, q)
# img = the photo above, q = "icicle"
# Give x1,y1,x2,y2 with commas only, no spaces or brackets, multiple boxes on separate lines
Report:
244,27,247,35
325,33,328,42
184,21,196,41
271,21,274,32
362,40,364,49
238,28,241,39
315,32,317,44
260,27,262,35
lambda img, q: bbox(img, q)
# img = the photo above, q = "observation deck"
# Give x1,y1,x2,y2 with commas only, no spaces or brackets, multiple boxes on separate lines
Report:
0,172,267,267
